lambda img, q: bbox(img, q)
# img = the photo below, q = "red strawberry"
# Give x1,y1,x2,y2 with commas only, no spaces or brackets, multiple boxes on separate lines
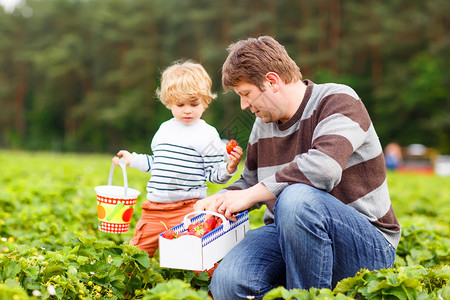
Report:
162,230,177,239
226,139,238,154
204,216,217,231
188,222,201,235
189,222,211,237
212,216,223,229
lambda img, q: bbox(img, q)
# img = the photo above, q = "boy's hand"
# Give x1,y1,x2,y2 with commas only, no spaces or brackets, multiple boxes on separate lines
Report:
226,146,243,174
112,150,132,167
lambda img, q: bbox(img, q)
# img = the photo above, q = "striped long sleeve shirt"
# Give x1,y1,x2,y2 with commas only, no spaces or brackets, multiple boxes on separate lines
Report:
130,118,234,203
226,80,401,248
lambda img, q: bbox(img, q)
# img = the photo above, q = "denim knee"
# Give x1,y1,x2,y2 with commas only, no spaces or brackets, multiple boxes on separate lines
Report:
276,184,321,217
209,256,247,299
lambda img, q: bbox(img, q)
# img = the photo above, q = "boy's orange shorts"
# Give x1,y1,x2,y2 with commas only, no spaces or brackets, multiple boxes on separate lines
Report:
130,198,198,257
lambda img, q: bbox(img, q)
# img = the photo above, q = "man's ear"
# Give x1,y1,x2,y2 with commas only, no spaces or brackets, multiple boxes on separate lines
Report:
265,72,280,91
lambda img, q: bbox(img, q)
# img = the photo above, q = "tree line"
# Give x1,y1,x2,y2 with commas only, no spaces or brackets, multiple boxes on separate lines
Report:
0,0,448,154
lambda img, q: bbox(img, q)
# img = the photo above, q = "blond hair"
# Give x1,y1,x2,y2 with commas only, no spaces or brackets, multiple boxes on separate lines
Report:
222,36,302,91
156,60,216,108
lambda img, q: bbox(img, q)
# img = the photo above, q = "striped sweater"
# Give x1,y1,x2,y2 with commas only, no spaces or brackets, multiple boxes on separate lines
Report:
130,118,234,203
226,80,401,248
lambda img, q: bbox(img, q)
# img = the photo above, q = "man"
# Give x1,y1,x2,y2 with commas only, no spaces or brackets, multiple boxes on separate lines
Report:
194,36,401,300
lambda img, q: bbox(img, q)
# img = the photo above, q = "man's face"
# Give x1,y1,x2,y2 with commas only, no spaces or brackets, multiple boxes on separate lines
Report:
233,81,282,123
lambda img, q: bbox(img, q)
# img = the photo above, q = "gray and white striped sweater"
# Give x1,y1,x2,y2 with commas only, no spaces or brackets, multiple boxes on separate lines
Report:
226,80,401,248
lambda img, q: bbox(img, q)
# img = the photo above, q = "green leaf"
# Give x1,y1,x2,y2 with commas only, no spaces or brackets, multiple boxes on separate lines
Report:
0,279,29,299
4,261,21,279
24,265,39,279
196,271,210,282
333,274,364,295
367,279,390,293
43,264,67,277
108,269,126,282
77,246,98,259
133,252,151,268
144,279,210,300
262,287,285,300
67,265,78,276
4,278,22,288
382,287,409,300
78,235,97,247
110,279,126,298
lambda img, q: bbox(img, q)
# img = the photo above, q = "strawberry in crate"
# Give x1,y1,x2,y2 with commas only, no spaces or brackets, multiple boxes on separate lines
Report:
158,211,249,271
161,214,222,239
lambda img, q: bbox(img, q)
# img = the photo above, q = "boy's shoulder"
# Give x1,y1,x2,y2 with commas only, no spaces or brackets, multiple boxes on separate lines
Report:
197,119,219,133
157,119,219,136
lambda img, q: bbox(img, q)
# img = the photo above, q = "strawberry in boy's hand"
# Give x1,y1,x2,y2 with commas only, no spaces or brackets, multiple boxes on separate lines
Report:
226,139,238,154
225,139,242,174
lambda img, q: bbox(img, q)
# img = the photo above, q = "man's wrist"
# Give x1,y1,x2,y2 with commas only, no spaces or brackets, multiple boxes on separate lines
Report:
248,183,276,206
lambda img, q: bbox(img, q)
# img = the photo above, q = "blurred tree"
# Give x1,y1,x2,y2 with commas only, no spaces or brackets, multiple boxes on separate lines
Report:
0,0,448,154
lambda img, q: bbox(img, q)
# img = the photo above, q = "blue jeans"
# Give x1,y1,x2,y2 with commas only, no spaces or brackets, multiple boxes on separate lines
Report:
210,184,396,300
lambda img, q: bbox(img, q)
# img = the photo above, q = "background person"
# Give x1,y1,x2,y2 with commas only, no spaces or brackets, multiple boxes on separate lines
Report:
385,142,403,170
194,36,401,299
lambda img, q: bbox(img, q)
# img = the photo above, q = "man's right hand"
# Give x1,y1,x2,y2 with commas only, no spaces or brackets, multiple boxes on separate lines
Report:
194,194,223,212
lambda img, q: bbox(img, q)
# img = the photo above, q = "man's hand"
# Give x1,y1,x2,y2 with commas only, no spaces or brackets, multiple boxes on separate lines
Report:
194,194,223,212
217,183,276,221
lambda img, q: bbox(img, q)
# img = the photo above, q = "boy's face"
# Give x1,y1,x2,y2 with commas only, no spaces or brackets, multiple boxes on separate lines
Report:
169,98,206,125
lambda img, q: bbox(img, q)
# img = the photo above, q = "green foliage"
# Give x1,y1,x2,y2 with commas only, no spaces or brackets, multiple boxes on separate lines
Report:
395,226,450,268
142,279,211,300
263,267,450,299
334,266,450,299
0,279,31,300
0,151,449,299
0,237,166,299
263,286,353,300
0,0,449,153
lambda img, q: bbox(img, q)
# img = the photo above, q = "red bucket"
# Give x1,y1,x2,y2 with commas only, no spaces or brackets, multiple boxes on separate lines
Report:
95,161,140,233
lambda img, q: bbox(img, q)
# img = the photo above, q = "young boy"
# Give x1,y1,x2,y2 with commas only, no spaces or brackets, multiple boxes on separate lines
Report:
113,60,243,257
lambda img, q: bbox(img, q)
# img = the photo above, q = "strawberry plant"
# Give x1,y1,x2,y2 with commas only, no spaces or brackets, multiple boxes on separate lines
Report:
0,150,449,299
141,279,211,299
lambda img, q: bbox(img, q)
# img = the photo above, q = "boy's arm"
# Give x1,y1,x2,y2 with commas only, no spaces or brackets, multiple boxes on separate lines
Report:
127,152,154,173
195,148,260,214
204,161,235,184
204,145,244,184
201,133,239,184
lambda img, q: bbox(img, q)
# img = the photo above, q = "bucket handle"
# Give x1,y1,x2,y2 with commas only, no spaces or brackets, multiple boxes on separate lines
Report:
107,160,128,197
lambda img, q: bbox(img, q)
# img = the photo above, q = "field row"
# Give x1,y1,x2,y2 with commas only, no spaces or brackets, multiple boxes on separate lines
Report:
0,151,449,299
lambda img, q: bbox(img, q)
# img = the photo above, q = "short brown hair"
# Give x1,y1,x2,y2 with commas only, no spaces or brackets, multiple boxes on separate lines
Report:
156,60,216,108
222,36,302,91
